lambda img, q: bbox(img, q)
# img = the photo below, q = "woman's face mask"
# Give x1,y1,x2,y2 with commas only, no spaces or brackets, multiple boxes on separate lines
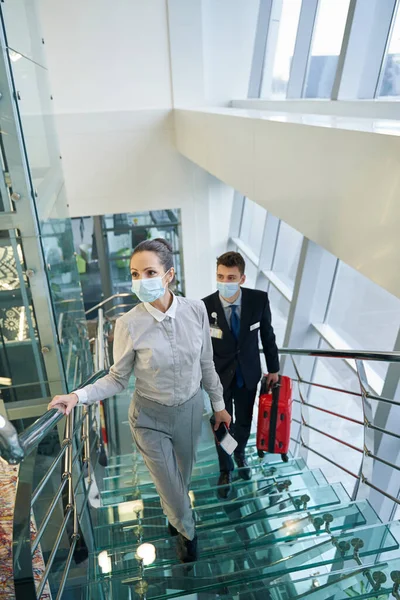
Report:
131,269,171,303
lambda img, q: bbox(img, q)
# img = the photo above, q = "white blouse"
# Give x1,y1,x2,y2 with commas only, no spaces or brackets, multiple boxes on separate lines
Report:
74,294,225,412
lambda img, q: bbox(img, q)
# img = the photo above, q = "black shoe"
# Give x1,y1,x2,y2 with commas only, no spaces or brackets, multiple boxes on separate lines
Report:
168,521,179,537
234,454,252,480
176,533,198,563
217,471,232,499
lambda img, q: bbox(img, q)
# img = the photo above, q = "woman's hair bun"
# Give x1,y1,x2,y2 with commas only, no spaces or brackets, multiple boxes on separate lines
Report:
153,238,173,253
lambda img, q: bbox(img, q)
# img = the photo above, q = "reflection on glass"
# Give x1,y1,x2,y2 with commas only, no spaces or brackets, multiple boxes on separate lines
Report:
1,0,47,65
9,52,63,223
41,187,92,391
272,221,303,289
264,0,302,98
379,4,400,97
239,198,266,256
304,0,351,98
325,261,400,378
71,210,184,312
0,232,48,402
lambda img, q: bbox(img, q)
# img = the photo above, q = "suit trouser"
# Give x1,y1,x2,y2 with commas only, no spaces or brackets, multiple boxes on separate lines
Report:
217,380,257,473
128,388,203,541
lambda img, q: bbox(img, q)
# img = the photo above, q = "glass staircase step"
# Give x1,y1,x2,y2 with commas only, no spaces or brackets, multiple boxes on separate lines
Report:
94,482,350,547
103,456,306,491
86,522,399,600
101,457,309,497
106,431,259,463
90,500,380,578
104,437,283,476
66,556,400,600
100,466,327,507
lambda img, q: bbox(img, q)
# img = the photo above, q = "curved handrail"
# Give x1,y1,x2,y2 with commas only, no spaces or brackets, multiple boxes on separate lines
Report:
277,348,400,363
85,293,133,316
0,369,108,465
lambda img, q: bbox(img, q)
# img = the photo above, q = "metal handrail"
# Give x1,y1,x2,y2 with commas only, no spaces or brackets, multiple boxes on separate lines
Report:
6,368,109,600
279,348,400,362
0,370,108,465
275,349,400,511
85,292,133,316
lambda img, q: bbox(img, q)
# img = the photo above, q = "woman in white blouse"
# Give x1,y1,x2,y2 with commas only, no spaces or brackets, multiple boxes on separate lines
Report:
48,238,231,563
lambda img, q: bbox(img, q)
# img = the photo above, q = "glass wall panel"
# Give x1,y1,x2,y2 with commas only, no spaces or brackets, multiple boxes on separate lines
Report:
9,52,63,222
1,0,46,65
268,286,289,348
71,217,102,310
304,0,351,98
271,221,303,289
243,258,258,289
378,3,400,97
105,209,184,297
0,230,49,402
262,0,302,98
239,198,267,256
1,4,91,393
307,340,363,496
325,261,400,378
72,210,185,311
40,186,92,391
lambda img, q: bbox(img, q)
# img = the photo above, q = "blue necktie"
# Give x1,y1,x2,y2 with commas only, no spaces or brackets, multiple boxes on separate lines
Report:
231,305,244,388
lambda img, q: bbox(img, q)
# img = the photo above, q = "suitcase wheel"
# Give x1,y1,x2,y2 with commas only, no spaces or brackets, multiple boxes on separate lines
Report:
281,453,289,463
258,450,265,458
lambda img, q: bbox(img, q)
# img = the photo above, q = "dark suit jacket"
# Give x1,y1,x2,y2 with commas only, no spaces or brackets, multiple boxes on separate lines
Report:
202,287,280,391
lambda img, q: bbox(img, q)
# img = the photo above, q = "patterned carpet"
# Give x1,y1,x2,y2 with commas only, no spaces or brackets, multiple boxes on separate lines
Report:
0,460,51,599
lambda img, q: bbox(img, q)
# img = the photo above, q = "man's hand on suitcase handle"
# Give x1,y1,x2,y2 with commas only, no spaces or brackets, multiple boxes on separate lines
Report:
214,409,232,431
266,372,280,391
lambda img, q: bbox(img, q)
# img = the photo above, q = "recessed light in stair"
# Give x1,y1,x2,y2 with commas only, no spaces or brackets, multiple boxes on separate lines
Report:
136,543,156,566
98,550,112,574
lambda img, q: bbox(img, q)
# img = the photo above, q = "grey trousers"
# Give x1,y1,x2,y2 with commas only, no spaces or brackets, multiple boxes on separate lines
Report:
128,388,204,540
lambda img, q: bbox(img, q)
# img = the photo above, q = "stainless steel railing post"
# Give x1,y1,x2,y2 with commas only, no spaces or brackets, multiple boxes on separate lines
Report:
353,359,375,502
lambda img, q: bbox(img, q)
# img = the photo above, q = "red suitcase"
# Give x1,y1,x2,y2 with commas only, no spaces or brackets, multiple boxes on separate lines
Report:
257,374,293,462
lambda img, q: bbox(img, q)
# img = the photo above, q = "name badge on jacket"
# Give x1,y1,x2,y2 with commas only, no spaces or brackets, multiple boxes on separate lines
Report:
250,322,260,332
210,326,223,339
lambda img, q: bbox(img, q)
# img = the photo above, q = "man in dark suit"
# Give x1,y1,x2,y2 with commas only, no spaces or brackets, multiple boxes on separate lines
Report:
203,251,279,498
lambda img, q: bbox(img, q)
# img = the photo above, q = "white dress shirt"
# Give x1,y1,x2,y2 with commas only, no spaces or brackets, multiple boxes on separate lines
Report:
219,288,242,327
74,294,225,412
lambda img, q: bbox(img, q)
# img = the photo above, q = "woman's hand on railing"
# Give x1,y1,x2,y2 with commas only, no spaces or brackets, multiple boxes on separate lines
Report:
48,393,79,416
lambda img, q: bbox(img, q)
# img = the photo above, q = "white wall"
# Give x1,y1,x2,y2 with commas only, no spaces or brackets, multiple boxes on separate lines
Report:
38,0,172,113
54,109,220,299
33,0,242,298
174,106,400,299
167,0,205,106
202,0,259,106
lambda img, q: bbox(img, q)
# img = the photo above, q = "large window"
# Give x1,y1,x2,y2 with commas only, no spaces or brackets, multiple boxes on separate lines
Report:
262,0,302,99
378,3,400,97
325,261,400,378
229,197,303,348
239,198,267,256
304,0,351,98
271,221,303,290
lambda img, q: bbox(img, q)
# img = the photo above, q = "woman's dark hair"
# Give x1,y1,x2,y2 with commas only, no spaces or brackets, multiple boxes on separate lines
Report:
217,251,246,276
131,238,174,275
